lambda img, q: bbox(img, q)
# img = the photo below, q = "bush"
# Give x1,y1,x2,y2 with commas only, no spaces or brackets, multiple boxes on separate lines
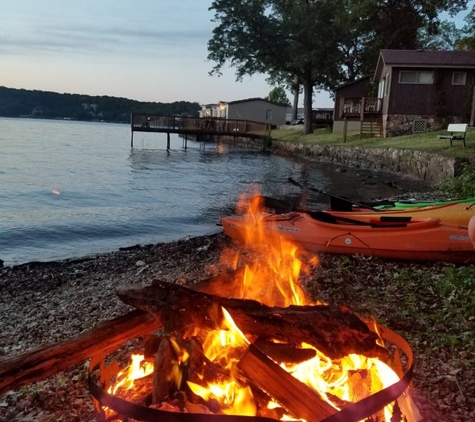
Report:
437,163,475,198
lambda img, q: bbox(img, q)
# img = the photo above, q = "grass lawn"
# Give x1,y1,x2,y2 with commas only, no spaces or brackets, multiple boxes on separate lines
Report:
270,125,475,160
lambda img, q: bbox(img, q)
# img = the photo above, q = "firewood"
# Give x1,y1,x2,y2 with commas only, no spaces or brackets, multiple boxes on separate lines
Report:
153,337,178,404
184,338,205,386
238,344,337,422
117,280,388,359
0,310,160,396
253,338,316,364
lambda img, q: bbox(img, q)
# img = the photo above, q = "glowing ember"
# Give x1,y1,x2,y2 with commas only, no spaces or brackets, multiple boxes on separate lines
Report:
96,190,420,422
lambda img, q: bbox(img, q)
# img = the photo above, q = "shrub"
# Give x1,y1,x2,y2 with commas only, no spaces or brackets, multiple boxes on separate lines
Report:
437,163,475,198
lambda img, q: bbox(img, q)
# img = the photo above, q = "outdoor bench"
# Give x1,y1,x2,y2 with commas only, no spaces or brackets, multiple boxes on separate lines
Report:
438,123,468,147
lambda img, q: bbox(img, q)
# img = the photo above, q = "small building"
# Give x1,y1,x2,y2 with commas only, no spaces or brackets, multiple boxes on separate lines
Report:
334,49,475,137
333,75,375,134
200,98,287,127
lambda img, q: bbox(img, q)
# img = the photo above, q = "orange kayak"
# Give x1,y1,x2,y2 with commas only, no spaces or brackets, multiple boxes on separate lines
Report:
469,215,475,248
326,201,475,227
221,211,475,264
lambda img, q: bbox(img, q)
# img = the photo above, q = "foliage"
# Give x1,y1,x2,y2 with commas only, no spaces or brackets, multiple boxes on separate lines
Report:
0,86,201,123
419,20,463,50
437,162,475,198
337,0,470,78
266,87,291,107
456,4,475,50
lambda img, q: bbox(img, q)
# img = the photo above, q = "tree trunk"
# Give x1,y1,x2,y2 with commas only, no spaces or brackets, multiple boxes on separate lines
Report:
292,76,300,121
303,79,314,134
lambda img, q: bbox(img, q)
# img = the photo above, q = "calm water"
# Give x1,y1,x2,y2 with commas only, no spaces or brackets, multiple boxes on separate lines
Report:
0,118,404,267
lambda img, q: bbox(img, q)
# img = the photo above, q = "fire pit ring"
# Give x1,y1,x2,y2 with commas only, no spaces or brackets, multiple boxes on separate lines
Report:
88,319,417,422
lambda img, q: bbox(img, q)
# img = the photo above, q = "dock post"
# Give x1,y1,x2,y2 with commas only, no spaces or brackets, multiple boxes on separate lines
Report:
130,112,134,148
167,132,170,150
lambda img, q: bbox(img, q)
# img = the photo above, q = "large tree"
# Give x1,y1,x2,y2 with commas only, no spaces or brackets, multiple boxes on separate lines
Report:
207,0,343,134
335,0,470,82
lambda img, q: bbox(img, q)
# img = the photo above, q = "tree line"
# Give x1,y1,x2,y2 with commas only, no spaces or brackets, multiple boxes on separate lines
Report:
207,0,475,134
0,86,201,123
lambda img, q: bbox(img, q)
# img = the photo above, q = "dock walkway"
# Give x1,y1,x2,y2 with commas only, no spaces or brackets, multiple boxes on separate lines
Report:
130,113,271,148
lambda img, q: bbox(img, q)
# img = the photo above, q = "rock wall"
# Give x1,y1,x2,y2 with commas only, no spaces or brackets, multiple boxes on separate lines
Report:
271,141,457,186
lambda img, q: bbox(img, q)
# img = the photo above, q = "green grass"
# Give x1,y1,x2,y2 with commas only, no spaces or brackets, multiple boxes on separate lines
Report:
271,126,475,159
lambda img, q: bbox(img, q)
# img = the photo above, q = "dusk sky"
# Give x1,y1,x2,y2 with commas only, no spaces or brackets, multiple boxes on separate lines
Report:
1,1,472,108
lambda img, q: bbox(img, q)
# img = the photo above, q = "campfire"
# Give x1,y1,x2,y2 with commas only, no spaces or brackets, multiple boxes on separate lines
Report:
89,193,421,422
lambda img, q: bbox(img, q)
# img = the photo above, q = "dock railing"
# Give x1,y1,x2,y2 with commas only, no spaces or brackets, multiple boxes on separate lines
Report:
131,113,271,140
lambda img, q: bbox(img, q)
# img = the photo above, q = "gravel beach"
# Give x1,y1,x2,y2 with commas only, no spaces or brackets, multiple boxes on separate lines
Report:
0,232,473,422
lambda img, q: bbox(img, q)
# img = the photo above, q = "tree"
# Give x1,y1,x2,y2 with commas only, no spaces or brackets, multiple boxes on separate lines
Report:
456,5,475,50
207,0,343,134
334,0,470,83
266,87,291,107
419,20,463,50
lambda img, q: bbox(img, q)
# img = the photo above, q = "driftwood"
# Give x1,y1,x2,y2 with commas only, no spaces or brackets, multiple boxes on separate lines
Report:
0,310,161,396
238,344,337,422
117,280,388,360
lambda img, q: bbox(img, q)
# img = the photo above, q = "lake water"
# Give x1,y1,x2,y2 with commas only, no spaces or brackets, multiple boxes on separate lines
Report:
0,117,404,267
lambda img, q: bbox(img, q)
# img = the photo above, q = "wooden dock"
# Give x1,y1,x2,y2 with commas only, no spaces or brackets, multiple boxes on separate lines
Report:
130,113,271,148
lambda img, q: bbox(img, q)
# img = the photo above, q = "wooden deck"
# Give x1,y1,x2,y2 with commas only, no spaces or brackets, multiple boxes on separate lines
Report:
130,113,271,148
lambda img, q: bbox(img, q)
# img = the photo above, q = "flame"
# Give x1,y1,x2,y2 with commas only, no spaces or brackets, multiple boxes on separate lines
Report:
108,354,154,395
230,192,316,307
102,190,415,421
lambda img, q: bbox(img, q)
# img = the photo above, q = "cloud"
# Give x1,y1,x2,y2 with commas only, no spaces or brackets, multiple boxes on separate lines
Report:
0,1,213,58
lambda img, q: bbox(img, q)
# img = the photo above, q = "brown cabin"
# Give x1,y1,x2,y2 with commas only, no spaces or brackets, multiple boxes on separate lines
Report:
334,49,475,138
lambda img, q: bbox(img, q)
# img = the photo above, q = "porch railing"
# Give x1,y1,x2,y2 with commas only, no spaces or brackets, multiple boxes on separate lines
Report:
339,97,382,119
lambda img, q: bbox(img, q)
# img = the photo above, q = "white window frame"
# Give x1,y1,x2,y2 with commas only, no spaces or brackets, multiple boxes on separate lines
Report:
385,72,391,95
265,109,273,121
452,72,467,86
399,70,434,84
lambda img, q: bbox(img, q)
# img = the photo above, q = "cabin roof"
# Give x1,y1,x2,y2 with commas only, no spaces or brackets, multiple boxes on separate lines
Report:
375,49,475,78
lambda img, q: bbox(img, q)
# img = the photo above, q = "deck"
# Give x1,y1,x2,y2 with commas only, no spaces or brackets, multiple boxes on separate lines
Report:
130,113,271,148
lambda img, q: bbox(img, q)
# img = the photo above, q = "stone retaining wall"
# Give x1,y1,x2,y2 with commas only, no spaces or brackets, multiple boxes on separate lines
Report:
219,136,467,187
271,141,458,185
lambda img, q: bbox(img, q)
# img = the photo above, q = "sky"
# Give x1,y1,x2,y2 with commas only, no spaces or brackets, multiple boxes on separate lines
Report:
1,0,335,107
1,1,473,109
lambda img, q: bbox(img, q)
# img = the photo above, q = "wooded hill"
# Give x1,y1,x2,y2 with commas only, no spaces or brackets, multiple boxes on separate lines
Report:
0,86,201,123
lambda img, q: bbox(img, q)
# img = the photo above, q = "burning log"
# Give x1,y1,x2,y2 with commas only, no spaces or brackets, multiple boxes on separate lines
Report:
0,310,160,396
153,337,179,404
253,338,316,364
238,344,337,422
117,280,388,360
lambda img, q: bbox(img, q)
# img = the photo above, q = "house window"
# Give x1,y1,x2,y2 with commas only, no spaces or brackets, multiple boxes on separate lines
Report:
452,72,467,85
399,71,434,84
265,109,273,120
